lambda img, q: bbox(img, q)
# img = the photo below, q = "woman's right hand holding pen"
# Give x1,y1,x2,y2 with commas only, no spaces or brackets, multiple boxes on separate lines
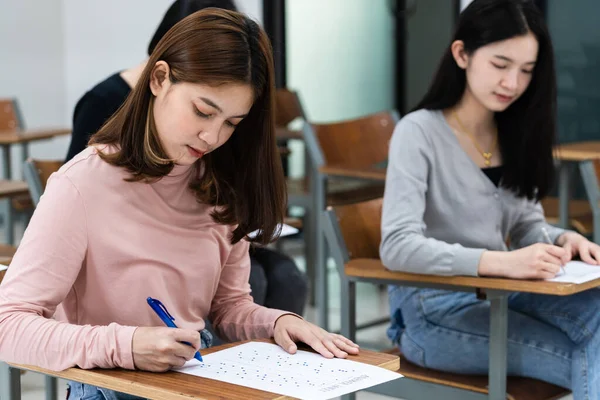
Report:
478,243,569,279
132,327,201,371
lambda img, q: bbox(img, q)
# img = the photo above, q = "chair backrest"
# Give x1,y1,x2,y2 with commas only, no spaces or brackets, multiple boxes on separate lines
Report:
324,197,383,263
274,88,306,127
304,110,399,169
23,159,63,206
0,98,24,131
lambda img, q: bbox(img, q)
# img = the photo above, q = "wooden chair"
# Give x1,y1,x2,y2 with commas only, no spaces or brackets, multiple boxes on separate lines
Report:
275,88,309,209
542,159,600,242
302,110,399,328
322,197,572,400
23,159,63,206
0,99,70,244
273,89,318,300
542,197,592,235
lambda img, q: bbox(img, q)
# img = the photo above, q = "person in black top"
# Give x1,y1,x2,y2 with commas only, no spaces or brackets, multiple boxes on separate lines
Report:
65,0,308,318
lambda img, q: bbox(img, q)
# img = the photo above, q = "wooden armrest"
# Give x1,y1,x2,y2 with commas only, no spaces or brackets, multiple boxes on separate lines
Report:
0,128,71,144
320,165,386,181
346,258,600,296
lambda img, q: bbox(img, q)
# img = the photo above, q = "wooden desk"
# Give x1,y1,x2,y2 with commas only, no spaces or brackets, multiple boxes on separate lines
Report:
8,339,399,400
0,180,34,245
0,128,70,246
346,258,600,296
0,128,70,179
0,128,70,145
555,141,600,162
0,180,29,199
553,141,600,238
320,165,386,181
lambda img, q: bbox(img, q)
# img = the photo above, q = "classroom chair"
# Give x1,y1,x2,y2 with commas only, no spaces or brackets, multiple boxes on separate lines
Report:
542,157,600,243
0,99,70,244
23,159,63,206
301,110,399,329
273,88,319,300
322,197,573,400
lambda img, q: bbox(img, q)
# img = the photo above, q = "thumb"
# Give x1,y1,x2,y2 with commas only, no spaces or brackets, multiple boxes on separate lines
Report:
275,329,297,354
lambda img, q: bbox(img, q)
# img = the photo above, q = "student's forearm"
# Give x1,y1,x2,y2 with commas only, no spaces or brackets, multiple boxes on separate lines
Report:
0,310,136,371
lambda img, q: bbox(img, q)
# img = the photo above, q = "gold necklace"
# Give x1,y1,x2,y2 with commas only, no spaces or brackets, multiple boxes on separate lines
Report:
452,110,498,166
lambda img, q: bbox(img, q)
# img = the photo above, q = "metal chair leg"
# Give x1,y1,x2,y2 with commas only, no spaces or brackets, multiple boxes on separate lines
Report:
0,362,21,400
45,376,58,400
340,278,357,400
487,291,508,400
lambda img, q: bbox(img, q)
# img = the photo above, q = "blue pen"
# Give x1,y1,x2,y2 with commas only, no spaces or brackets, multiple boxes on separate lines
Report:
146,297,203,362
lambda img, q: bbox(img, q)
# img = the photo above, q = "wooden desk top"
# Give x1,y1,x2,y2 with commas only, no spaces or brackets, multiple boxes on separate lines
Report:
320,165,386,181
0,180,29,199
347,258,600,296
554,141,600,162
0,128,70,145
11,339,400,400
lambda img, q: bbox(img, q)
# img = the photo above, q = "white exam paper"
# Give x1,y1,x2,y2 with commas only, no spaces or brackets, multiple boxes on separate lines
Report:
248,223,299,239
175,342,402,400
0,264,7,272
547,261,600,284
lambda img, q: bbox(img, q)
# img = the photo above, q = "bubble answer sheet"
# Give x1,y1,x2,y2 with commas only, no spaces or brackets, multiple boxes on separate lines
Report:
174,342,402,400
546,261,600,284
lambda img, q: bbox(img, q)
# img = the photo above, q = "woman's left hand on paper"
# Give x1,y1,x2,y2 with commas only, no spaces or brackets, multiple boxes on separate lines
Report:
273,315,360,358
556,231,600,265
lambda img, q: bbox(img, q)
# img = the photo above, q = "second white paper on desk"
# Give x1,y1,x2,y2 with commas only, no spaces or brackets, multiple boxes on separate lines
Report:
248,223,299,240
175,342,402,400
547,261,600,284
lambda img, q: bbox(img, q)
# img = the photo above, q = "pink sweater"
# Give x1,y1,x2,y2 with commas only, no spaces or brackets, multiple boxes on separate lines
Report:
0,146,288,371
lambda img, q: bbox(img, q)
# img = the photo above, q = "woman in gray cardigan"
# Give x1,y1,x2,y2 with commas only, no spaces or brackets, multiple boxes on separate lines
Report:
381,0,600,398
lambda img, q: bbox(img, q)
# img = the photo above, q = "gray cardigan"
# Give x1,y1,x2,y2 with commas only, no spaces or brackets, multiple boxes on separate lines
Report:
380,109,565,277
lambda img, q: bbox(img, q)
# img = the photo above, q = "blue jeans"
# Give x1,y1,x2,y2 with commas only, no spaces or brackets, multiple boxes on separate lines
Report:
67,329,213,400
388,286,600,400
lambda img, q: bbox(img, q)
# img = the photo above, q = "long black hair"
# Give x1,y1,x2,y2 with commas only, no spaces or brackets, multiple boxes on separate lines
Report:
415,0,556,201
147,0,238,56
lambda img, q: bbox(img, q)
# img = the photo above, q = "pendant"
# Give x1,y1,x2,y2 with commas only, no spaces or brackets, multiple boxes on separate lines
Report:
483,152,492,166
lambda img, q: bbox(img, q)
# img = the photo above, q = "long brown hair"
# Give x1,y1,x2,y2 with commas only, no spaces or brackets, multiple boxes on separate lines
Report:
90,9,286,245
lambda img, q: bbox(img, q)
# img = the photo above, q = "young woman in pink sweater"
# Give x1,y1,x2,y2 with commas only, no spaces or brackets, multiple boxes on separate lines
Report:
0,8,358,399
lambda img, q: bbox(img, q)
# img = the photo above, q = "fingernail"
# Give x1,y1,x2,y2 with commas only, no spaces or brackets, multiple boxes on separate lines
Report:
288,345,297,352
